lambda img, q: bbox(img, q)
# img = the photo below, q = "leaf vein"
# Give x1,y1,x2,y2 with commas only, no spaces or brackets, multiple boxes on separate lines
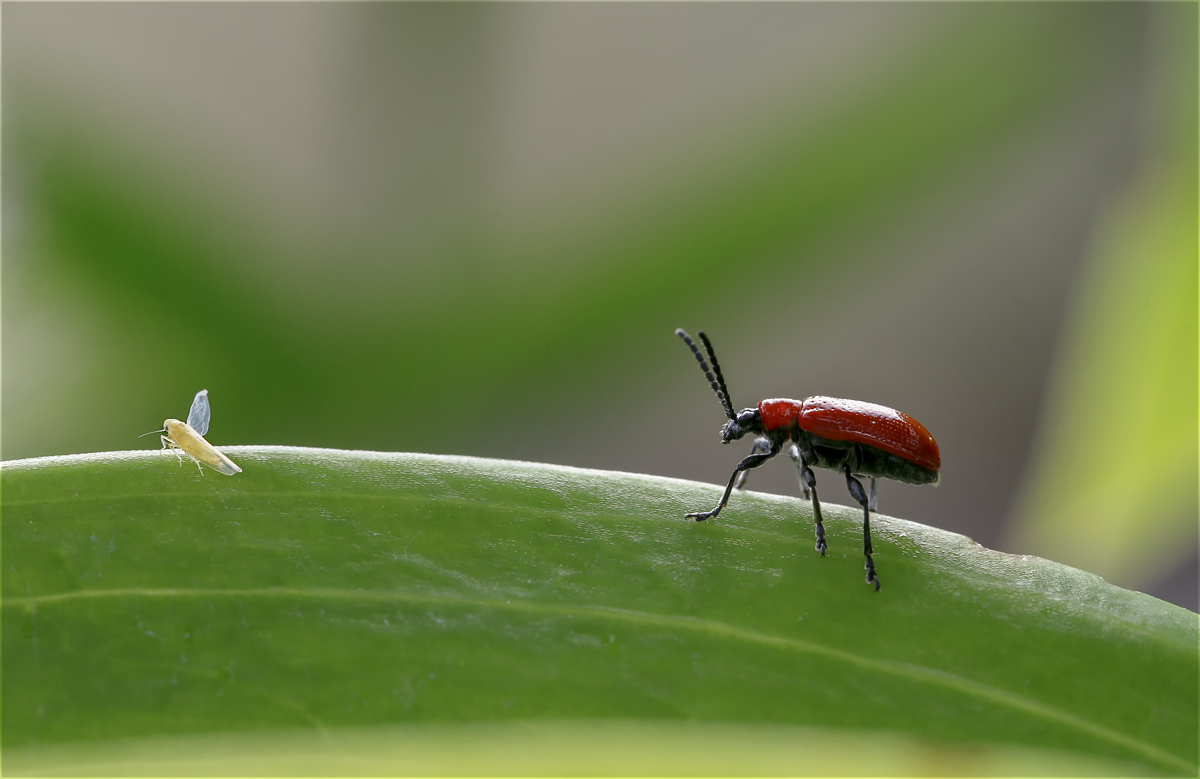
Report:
4,585,1189,773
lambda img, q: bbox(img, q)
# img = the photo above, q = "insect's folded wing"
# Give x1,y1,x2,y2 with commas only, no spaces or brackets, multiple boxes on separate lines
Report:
186,390,211,436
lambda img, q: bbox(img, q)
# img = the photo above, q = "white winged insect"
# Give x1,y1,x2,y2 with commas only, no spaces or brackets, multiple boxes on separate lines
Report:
141,389,242,476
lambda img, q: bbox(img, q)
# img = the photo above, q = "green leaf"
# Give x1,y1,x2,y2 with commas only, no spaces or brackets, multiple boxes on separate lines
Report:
3,449,1196,776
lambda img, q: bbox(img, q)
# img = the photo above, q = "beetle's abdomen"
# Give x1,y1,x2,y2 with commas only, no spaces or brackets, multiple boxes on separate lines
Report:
799,396,940,471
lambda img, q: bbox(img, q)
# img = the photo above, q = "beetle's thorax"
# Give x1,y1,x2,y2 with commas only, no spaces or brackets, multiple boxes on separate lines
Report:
757,398,804,433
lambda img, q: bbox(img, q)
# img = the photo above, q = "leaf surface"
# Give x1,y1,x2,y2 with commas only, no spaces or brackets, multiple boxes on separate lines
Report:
3,448,1196,775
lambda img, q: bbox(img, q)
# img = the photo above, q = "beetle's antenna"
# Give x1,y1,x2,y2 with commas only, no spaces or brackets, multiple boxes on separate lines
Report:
138,428,166,438
697,331,736,419
676,328,736,421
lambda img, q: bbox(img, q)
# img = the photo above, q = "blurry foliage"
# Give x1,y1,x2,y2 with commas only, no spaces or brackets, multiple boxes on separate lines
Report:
1007,13,1197,592
7,4,1128,456
2,6,1194,603
1009,161,1197,590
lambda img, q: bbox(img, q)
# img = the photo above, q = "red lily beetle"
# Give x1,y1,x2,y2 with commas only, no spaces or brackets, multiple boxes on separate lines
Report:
676,328,940,590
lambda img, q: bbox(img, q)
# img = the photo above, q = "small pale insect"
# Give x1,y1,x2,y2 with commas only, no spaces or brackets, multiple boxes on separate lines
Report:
141,389,242,476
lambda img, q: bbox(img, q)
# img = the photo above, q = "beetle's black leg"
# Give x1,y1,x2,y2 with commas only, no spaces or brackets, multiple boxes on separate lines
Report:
733,437,772,490
869,478,878,512
784,443,811,499
844,465,879,591
686,444,778,521
802,459,827,556
787,447,826,556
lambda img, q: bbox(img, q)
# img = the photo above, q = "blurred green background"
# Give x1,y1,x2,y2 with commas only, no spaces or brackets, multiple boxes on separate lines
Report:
3,3,1195,610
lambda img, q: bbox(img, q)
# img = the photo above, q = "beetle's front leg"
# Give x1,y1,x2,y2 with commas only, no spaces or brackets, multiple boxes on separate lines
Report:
686,444,778,521
732,437,772,490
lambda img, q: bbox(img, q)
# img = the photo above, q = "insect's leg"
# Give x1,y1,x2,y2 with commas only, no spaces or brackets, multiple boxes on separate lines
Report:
793,454,827,556
783,443,809,499
844,465,879,591
785,446,825,553
686,444,778,522
733,437,772,490
191,456,205,477
161,436,186,468
869,478,878,512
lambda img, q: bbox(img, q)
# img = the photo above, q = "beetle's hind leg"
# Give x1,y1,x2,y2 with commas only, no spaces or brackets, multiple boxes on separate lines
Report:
733,437,773,490
844,465,879,591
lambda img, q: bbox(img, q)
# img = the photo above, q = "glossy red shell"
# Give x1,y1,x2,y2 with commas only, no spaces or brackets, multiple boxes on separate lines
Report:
758,396,941,471
758,398,804,432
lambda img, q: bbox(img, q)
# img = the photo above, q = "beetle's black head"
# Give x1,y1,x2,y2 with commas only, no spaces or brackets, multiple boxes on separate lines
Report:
720,408,762,444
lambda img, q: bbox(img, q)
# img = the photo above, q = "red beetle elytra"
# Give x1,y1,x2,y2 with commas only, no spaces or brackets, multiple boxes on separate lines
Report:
676,329,940,590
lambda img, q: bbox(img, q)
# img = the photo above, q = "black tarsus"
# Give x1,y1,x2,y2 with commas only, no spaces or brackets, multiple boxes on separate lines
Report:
676,328,735,421
685,442,779,522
